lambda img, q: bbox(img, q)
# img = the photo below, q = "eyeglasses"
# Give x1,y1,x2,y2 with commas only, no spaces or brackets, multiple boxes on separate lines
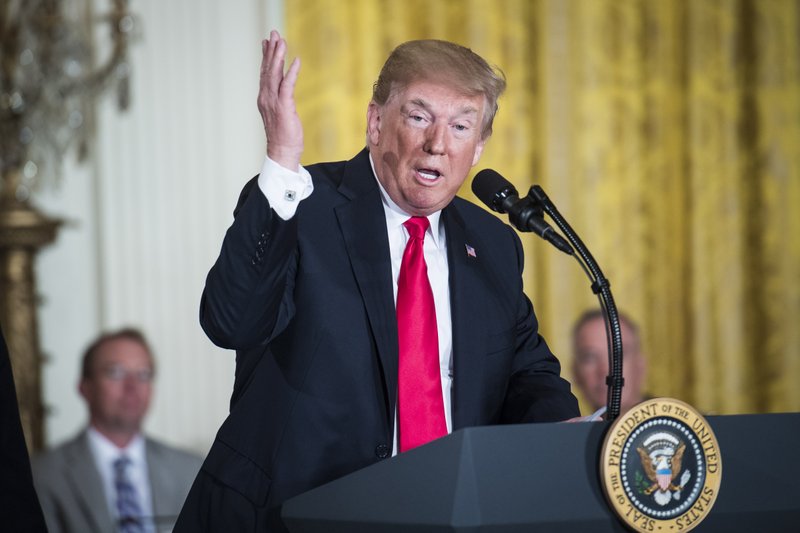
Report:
99,366,154,383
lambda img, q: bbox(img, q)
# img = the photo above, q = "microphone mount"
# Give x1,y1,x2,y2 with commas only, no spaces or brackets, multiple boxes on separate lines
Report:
471,168,625,421
528,185,625,422
474,170,574,255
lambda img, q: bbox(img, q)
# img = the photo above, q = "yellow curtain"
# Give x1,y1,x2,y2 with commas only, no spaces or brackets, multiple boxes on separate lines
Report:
287,0,800,416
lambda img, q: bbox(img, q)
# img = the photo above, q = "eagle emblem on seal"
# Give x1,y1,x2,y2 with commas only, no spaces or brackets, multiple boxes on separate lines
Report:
637,431,692,506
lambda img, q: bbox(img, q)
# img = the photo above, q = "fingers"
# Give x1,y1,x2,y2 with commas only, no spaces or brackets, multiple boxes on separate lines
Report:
263,30,281,68
269,36,286,94
259,31,278,79
260,31,299,102
257,31,304,170
280,57,301,100
260,31,285,98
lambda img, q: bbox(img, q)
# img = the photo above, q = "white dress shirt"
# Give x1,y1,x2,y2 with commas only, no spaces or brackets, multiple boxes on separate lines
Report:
86,427,154,532
257,155,455,455
257,156,314,220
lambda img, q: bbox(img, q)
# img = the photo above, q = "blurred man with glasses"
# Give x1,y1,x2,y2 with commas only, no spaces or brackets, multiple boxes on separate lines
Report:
32,328,202,533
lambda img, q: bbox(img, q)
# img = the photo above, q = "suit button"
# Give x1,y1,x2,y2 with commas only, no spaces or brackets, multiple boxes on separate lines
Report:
375,444,389,459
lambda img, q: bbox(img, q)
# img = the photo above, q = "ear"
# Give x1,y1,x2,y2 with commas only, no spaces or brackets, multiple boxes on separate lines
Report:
635,353,647,380
367,101,382,146
78,379,89,401
570,360,585,388
626,352,646,395
471,138,487,166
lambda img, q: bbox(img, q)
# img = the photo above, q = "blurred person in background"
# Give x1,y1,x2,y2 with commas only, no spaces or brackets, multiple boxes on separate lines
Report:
572,309,649,416
32,327,202,533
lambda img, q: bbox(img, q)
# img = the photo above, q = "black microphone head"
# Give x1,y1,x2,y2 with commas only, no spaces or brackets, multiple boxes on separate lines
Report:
472,169,518,213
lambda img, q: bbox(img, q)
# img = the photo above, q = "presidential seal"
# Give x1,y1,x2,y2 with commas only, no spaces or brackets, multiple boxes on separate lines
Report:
600,398,722,532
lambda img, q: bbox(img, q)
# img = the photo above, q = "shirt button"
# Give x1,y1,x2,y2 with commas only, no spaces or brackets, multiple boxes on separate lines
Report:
375,444,389,459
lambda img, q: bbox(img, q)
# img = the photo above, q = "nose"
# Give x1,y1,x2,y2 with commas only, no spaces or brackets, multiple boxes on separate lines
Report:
594,361,609,381
423,123,446,155
123,374,143,391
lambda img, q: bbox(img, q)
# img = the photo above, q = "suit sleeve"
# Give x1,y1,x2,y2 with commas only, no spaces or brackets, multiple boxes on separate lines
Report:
500,226,580,423
0,327,47,532
199,176,300,350
29,459,62,533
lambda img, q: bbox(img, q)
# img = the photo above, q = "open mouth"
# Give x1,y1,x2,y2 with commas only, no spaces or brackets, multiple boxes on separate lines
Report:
416,168,441,182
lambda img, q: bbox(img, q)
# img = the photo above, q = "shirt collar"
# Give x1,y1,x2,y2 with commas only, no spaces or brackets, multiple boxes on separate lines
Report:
87,426,146,466
368,153,443,249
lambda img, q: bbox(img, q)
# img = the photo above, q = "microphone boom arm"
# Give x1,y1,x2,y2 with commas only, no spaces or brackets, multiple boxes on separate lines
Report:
528,185,625,422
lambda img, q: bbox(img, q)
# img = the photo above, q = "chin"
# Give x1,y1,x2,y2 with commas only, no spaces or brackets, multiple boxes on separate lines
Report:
409,197,448,216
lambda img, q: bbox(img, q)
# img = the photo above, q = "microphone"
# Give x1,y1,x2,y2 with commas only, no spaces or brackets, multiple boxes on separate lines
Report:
472,169,573,255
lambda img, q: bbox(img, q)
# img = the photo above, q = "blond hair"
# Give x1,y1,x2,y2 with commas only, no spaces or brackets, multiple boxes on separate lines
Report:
372,40,506,139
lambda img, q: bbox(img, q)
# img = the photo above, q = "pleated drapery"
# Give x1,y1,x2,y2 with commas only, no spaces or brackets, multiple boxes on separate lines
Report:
287,0,800,416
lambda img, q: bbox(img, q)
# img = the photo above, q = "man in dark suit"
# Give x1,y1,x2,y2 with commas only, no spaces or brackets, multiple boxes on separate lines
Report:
176,31,579,532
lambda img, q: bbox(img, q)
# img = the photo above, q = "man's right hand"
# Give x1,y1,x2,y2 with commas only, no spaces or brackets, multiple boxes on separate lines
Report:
258,30,303,171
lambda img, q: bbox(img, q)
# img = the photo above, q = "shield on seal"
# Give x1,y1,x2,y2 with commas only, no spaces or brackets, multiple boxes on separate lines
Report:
656,456,672,491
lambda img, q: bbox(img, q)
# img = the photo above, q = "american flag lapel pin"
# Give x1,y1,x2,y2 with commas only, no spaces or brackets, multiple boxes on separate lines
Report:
465,244,477,258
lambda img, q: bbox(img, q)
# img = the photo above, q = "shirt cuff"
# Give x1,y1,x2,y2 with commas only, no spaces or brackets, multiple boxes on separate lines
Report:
257,156,314,220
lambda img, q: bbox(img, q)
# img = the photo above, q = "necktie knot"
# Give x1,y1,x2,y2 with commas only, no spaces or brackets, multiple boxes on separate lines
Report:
403,216,429,240
114,456,131,476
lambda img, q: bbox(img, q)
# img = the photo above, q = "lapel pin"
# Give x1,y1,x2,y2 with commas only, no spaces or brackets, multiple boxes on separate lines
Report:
465,244,477,258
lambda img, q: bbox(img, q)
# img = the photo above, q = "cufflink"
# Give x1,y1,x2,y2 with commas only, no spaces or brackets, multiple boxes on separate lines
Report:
284,189,297,201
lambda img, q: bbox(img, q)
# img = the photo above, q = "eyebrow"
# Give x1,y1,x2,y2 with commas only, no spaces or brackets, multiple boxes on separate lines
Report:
405,98,480,118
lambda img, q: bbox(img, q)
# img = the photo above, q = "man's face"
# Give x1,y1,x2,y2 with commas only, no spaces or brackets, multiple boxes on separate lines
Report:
367,80,487,216
79,338,154,435
573,318,645,412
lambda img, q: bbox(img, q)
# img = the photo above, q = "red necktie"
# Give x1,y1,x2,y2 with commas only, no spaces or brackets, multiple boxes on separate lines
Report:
397,216,446,452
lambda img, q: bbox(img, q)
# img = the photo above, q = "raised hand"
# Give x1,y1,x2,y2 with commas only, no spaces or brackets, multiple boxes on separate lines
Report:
258,30,303,171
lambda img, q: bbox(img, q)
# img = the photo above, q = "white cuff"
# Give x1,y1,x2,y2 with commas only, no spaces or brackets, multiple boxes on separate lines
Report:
257,156,314,220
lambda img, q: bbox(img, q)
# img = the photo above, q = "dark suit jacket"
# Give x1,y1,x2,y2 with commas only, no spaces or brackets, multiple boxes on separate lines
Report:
32,431,202,532
195,148,578,518
0,326,47,532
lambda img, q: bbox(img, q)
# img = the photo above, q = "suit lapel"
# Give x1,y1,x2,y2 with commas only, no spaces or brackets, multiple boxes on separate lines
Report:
332,153,492,434
443,204,487,430
334,150,399,426
66,432,114,533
